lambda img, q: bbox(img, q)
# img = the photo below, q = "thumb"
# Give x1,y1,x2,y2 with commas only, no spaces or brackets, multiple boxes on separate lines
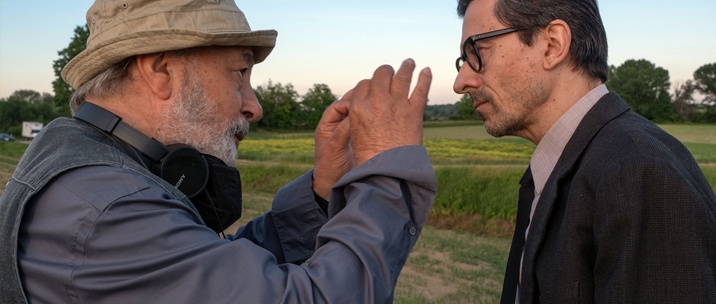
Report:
408,67,433,111
328,118,351,150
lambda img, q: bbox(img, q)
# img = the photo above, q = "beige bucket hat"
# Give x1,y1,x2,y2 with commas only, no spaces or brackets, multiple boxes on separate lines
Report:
62,0,277,89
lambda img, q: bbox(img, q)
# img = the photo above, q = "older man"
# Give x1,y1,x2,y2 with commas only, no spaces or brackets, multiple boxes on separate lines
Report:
453,0,716,303
0,0,435,303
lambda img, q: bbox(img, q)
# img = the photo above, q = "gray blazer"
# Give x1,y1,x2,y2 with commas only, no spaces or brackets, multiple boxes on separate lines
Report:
517,93,716,303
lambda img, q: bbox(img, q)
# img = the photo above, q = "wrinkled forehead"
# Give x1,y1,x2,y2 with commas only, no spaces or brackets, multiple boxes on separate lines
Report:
460,0,505,41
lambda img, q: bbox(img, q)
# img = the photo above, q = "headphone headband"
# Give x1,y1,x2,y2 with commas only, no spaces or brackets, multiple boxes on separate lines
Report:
73,102,209,198
74,102,168,161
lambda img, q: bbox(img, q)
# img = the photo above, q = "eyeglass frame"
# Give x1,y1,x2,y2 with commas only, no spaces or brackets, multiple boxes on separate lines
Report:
455,27,523,73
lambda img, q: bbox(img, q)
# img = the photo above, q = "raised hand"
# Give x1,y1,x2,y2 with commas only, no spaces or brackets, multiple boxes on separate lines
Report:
348,59,432,166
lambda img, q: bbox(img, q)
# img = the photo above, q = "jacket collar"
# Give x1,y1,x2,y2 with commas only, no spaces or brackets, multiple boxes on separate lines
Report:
518,92,630,301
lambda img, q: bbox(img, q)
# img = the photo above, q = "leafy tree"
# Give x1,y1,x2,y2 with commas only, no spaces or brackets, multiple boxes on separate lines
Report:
607,59,675,122
300,84,336,129
9,90,42,103
53,25,89,116
694,63,716,105
255,81,300,130
0,90,62,136
672,80,698,123
424,104,457,121
0,98,28,134
456,94,478,120
695,106,716,123
41,93,54,104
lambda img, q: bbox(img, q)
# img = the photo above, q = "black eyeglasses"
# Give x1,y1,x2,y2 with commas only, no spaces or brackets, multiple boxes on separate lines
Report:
455,28,522,73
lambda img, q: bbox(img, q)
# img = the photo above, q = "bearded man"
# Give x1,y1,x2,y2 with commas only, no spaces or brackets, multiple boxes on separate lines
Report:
0,0,435,303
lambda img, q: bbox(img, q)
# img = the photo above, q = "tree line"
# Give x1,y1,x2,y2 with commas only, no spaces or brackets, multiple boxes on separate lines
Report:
2,25,715,138
0,90,64,136
0,82,337,136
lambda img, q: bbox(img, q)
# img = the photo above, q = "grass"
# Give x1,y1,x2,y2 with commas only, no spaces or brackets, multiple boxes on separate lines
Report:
0,142,24,193
423,124,499,140
683,143,716,164
426,138,532,165
225,190,510,304
658,124,716,144
0,141,29,159
433,166,522,219
394,225,509,303
702,165,716,194
238,138,315,164
423,120,483,129
235,161,312,193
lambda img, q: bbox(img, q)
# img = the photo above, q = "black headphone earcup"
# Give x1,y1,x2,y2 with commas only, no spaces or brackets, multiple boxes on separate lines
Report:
154,145,209,198
72,103,209,199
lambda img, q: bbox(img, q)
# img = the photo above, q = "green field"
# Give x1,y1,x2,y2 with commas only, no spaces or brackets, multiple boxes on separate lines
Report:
1,123,715,303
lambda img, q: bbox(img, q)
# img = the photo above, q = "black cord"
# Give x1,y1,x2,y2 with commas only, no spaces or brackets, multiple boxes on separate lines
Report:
203,190,226,238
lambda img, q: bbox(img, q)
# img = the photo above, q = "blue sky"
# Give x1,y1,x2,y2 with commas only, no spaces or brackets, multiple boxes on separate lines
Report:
1,0,715,104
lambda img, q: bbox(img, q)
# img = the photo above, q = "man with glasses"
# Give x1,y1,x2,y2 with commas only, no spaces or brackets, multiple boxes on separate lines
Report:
454,0,716,303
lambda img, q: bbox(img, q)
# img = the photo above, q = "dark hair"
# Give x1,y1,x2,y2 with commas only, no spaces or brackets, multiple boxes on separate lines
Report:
457,0,608,83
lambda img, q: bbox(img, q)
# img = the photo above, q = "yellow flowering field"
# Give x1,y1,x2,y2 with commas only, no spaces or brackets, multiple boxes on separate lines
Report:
239,138,315,163
424,138,533,165
238,137,534,165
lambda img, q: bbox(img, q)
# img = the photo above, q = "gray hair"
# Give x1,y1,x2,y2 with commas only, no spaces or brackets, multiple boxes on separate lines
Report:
68,49,195,114
69,57,136,114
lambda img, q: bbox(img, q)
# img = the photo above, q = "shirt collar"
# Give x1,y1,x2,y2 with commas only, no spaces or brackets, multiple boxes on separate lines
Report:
530,84,608,195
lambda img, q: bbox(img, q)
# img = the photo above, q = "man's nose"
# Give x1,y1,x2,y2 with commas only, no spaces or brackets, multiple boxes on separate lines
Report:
241,88,263,123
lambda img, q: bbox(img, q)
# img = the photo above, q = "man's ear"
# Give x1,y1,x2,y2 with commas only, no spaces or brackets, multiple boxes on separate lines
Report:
134,53,175,100
541,20,571,70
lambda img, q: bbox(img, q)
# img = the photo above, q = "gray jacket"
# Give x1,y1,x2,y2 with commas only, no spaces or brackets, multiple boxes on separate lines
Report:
0,118,436,303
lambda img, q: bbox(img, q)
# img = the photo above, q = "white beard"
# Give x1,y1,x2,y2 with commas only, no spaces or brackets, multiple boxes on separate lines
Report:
156,70,250,166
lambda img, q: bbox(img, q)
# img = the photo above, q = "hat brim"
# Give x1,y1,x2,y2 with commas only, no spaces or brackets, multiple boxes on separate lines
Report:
62,29,277,89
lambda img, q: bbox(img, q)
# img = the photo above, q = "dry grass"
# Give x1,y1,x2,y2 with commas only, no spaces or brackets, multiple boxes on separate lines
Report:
225,190,511,304
0,154,20,193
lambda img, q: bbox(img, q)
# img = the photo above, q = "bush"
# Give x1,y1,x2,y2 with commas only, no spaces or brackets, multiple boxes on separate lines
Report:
695,106,716,123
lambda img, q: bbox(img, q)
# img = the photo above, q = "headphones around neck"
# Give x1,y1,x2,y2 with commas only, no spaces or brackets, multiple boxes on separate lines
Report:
73,102,209,198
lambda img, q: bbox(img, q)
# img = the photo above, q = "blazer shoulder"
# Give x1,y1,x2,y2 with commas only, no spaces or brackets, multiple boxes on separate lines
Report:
589,112,691,164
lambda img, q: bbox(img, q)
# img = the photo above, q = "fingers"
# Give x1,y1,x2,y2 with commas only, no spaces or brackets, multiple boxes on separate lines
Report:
391,59,416,97
350,79,372,110
370,65,395,95
328,118,351,149
352,59,423,105
317,100,349,129
409,67,433,110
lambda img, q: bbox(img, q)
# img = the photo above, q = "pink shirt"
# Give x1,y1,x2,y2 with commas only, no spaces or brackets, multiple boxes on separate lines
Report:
519,84,609,286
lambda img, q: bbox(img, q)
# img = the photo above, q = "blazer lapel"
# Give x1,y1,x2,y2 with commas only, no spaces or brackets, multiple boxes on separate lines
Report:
518,93,630,301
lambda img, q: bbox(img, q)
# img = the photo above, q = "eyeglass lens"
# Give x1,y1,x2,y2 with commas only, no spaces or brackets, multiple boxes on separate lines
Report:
456,38,481,72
